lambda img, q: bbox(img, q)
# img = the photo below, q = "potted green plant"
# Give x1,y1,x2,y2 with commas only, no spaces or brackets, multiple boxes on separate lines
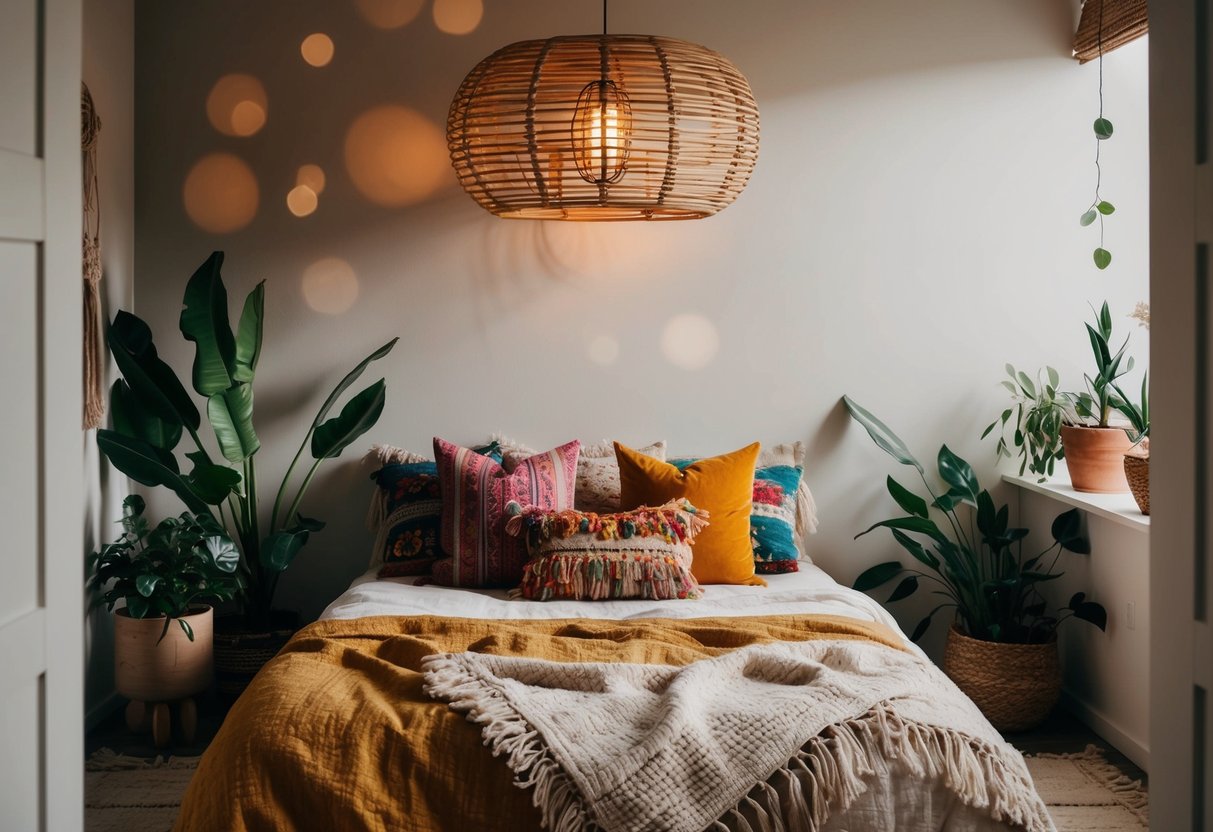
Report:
88,495,242,746
97,251,396,696
1059,301,1137,493
844,396,1107,731
983,364,1068,482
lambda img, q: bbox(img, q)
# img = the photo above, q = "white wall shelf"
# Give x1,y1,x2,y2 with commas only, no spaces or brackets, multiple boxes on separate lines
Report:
1002,472,1150,533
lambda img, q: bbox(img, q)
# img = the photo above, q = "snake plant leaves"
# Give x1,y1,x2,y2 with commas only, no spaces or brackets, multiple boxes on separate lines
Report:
886,575,919,603
204,535,241,573
233,281,265,383
937,445,979,506
886,476,928,518
852,560,903,593
308,339,398,432
207,383,260,462
1093,117,1114,139
1079,208,1098,226
179,251,237,397
97,430,211,515
109,379,183,451
262,515,326,572
1094,248,1112,270
310,379,386,460
108,311,200,430
843,396,923,473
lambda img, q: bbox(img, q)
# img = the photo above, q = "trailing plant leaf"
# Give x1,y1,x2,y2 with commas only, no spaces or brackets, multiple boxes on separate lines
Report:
178,251,237,396
1093,117,1114,139
1094,248,1112,270
1079,209,1098,226
1097,200,1116,215
233,281,265,383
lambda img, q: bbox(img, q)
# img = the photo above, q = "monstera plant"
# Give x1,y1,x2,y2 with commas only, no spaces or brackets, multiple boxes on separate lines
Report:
97,251,396,626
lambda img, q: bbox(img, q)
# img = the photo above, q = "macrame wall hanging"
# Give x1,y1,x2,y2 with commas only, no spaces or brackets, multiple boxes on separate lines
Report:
81,82,105,430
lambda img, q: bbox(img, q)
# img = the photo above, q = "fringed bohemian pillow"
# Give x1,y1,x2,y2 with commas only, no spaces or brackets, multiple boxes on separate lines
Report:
506,500,708,602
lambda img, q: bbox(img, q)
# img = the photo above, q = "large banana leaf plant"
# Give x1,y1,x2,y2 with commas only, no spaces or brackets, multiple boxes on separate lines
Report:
98,251,397,626
843,396,1107,644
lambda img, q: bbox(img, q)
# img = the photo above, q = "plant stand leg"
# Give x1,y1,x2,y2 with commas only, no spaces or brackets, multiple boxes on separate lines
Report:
178,697,197,745
151,702,171,749
124,699,149,733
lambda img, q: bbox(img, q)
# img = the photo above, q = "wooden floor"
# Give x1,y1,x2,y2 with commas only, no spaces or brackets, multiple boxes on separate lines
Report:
89,697,1148,786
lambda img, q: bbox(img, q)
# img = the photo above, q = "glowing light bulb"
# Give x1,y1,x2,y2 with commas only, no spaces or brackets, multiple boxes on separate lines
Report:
572,80,631,184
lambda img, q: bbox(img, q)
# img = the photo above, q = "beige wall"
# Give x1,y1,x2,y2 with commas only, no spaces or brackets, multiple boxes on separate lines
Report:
132,0,1150,662
83,0,135,727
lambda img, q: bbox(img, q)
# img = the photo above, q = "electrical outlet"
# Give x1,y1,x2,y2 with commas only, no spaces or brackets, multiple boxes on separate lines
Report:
1126,601,1136,630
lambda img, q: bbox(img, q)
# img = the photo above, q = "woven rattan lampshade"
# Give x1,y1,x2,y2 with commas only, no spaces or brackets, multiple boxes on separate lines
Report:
447,35,760,221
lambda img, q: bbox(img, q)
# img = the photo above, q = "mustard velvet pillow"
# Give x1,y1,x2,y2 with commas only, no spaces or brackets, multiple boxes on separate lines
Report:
615,441,765,586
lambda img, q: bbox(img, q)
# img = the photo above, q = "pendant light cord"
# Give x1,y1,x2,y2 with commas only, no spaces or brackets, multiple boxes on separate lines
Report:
603,0,607,35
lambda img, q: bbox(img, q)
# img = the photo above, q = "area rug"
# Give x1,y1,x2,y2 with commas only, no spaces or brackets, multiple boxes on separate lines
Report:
84,744,1147,831
1024,745,1149,830
85,748,199,832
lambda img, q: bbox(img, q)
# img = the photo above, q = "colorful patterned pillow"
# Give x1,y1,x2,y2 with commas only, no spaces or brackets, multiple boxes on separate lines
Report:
432,438,580,588
498,437,667,514
507,500,707,601
365,442,502,578
671,442,807,574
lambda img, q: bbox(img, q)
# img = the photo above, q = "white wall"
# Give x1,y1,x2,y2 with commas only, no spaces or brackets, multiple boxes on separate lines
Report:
132,0,1150,660
83,0,134,727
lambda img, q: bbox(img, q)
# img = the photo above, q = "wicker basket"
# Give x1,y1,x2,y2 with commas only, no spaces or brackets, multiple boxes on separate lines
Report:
943,625,1060,732
213,614,298,701
1123,453,1149,515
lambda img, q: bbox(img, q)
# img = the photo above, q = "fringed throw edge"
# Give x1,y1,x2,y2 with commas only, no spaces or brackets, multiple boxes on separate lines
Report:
422,654,1053,832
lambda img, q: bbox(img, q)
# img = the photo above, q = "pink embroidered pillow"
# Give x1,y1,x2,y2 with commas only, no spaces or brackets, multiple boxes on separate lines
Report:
431,437,580,587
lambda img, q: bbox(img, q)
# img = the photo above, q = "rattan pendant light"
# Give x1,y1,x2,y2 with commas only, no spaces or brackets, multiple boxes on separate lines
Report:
447,2,760,221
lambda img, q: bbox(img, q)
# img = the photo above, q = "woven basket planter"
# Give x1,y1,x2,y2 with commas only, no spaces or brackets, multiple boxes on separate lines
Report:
943,625,1060,732
1123,453,1149,515
213,613,298,701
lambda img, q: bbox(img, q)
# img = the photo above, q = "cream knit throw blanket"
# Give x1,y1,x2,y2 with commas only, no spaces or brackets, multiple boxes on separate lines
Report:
423,639,1055,832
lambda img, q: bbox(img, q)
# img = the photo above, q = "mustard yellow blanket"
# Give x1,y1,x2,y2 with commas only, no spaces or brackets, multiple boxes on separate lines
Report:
174,614,905,832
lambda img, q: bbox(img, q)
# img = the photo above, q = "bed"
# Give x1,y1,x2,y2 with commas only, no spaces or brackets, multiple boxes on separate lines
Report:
174,567,1050,832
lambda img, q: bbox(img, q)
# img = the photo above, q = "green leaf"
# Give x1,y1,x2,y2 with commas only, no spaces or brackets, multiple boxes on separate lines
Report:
886,575,919,603
1094,248,1112,270
890,529,940,570
910,615,934,642
310,380,386,460
1017,372,1036,398
1050,508,1086,549
232,282,265,383
262,520,322,572
1079,209,1098,226
1097,200,1116,215
976,491,997,538
1047,366,1060,389
937,445,980,505
179,251,237,396
135,574,159,598
185,456,243,504
97,429,210,514
856,515,947,542
886,476,928,518
853,561,903,593
1094,117,1114,139
178,617,195,642
842,396,923,473
126,596,150,619
109,379,183,451
107,311,201,431
307,339,398,434
204,535,241,573
207,383,260,462
1070,600,1108,631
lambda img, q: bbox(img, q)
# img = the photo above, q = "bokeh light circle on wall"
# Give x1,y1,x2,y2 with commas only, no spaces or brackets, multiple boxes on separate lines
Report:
660,313,719,370
447,36,759,221
587,335,620,366
433,0,483,35
183,153,260,233
287,185,319,217
301,33,335,67
206,74,268,137
302,257,360,315
296,164,327,194
354,0,425,29
344,105,449,207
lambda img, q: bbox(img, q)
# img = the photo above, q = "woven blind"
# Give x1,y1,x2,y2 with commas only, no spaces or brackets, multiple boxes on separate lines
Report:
1073,0,1148,64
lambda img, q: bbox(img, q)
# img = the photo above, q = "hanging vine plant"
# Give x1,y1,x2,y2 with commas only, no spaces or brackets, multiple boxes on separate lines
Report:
1080,1,1114,270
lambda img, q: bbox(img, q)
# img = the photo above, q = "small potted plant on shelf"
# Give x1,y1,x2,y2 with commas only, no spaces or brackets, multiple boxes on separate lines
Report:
88,495,243,747
96,251,397,698
1059,301,1139,493
844,397,1107,732
1118,302,1151,514
984,364,1068,482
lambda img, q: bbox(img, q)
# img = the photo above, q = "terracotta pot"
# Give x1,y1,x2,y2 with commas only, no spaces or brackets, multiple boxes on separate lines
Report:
114,605,213,702
1124,452,1150,515
1060,425,1132,493
943,625,1060,732
213,611,299,701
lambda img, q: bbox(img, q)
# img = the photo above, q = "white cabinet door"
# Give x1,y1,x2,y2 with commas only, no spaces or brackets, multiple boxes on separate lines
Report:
0,1,84,830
